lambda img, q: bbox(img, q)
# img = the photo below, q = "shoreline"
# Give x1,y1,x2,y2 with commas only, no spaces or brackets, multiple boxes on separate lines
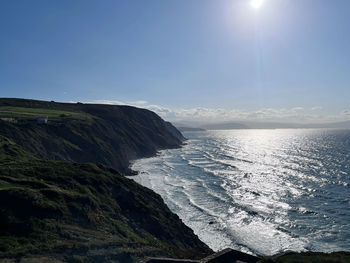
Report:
128,132,350,258
129,154,350,262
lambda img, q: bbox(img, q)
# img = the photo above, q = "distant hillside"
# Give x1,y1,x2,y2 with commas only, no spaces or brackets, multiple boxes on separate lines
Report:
177,127,206,132
0,135,211,261
0,98,185,175
201,122,249,130
323,120,350,129
195,121,350,130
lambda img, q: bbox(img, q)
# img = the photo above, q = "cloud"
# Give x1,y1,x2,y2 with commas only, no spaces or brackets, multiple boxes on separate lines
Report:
342,110,350,116
147,106,319,123
290,107,304,112
85,100,348,124
149,106,349,124
129,100,148,106
85,100,149,107
86,100,127,105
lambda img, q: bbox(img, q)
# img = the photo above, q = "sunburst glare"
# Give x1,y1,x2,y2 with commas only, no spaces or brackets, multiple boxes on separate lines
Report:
250,0,265,9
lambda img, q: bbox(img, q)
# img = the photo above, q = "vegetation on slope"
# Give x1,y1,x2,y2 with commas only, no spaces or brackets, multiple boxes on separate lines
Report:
0,98,184,175
0,135,211,261
0,106,89,120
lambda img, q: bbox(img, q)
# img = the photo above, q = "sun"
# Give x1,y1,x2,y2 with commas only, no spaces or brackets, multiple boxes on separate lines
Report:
250,0,264,9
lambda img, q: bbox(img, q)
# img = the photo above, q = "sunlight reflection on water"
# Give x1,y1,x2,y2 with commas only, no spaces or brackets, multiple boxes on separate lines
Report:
131,129,350,255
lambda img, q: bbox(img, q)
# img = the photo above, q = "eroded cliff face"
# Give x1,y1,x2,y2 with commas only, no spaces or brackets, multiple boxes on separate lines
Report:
0,98,185,175
0,135,211,262
0,99,213,262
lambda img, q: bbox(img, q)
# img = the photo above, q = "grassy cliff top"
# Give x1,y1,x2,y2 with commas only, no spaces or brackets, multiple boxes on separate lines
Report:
0,98,184,175
0,106,90,120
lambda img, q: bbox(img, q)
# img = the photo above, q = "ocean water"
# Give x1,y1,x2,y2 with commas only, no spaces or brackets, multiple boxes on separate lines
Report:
131,129,350,256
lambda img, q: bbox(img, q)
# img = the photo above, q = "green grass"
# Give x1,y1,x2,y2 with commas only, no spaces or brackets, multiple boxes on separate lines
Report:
0,136,39,163
0,135,211,259
0,106,90,120
0,98,185,175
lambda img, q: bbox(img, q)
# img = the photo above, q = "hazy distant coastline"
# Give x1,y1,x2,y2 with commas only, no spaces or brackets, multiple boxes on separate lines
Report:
174,120,350,131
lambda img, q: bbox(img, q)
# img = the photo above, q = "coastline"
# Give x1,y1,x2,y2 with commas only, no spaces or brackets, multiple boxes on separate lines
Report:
129,149,350,263
1,99,349,262
0,99,210,262
129,130,350,259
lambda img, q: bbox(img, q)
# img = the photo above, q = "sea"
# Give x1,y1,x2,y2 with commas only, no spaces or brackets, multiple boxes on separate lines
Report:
130,129,350,256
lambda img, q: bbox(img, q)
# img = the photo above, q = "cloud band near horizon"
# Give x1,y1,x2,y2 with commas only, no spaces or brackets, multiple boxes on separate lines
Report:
85,100,350,125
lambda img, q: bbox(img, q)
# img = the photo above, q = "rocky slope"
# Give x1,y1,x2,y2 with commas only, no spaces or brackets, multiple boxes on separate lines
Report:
0,98,184,175
0,135,211,262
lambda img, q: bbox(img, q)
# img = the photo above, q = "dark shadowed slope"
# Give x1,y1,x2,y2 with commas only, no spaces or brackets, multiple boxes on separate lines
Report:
0,98,184,175
0,135,211,262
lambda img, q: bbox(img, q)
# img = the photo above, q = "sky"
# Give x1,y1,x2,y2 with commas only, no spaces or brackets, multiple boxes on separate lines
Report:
1,0,350,124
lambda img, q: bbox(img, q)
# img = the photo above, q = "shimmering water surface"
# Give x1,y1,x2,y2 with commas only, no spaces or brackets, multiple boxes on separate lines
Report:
131,129,350,255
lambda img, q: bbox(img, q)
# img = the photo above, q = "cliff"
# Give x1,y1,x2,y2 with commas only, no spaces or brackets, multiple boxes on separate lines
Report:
0,98,184,175
0,98,213,261
1,98,346,263
0,135,211,262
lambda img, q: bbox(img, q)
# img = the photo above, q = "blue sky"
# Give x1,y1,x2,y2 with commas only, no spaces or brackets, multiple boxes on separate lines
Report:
1,0,350,123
